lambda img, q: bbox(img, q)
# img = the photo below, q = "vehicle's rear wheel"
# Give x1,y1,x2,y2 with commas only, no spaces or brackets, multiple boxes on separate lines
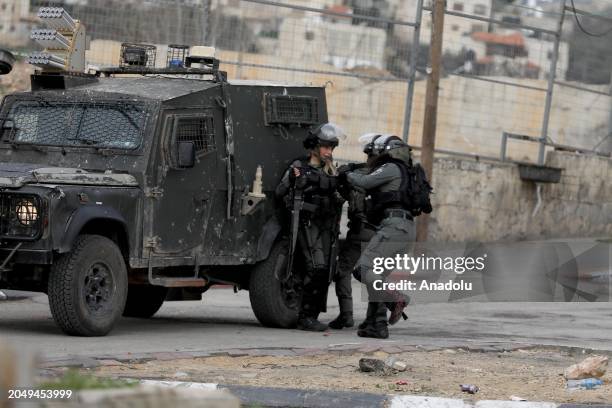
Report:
48,235,128,337
249,240,300,328
123,284,168,318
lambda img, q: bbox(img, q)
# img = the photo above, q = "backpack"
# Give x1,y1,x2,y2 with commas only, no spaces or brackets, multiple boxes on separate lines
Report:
370,159,433,217
401,162,433,216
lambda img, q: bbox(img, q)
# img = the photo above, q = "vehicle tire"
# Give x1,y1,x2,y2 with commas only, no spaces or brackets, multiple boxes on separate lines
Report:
249,240,299,328
48,235,128,337
123,285,168,318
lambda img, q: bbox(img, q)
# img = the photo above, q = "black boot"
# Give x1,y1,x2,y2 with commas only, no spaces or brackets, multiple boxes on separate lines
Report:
358,318,373,330
329,312,354,329
357,322,389,339
358,301,382,329
297,317,328,332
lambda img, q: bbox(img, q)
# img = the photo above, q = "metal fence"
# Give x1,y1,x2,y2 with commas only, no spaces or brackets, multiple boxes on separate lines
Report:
417,0,612,164
0,0,611,164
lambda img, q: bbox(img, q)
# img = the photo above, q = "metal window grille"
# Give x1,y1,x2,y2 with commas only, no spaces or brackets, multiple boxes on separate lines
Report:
264,94,320,126
175,116,215,153
5,100,145,150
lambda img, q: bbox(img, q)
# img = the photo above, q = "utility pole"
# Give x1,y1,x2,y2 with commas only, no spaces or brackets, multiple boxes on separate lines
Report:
401,0,424,143
537,0,565,165
416,0,445,242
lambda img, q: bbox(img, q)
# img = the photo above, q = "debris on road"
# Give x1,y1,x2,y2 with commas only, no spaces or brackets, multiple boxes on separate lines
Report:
88,347,612,403
395,380,409,385
386,357,408,372
460,384,479,394
358,357,409,375
359,358,389,374
510,395,527,401
564,355,608,380
566,378,603,390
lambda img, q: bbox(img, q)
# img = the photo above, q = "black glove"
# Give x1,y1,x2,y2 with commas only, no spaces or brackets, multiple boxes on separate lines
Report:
289,167,308,189
337,163,354,175
339,162,366,174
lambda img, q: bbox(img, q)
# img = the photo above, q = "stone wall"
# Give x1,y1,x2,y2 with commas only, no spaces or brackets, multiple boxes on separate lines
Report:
427,150,612,242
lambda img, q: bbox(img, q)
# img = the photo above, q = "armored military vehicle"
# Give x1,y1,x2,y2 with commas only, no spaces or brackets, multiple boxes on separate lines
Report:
0,9,327,336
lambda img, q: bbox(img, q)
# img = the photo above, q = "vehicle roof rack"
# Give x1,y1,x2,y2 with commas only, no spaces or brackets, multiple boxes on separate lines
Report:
95,57,227,82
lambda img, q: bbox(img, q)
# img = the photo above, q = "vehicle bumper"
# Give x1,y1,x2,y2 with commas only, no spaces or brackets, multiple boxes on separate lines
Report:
0,243,52,268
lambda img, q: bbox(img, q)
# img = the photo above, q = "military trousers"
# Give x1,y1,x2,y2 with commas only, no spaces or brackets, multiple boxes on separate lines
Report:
296,219,334,319
353,216,416,323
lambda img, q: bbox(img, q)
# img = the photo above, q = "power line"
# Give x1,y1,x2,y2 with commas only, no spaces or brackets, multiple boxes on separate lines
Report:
570,0,612,37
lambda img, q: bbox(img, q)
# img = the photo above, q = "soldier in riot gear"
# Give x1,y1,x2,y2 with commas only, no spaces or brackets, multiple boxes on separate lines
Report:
344,133,432,339
330,160,375,329
275,123,346,332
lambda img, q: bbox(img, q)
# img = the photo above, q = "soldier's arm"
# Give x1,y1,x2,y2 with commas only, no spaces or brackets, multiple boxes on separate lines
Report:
275,169,292,198
275,160,303,198
346,163,398,190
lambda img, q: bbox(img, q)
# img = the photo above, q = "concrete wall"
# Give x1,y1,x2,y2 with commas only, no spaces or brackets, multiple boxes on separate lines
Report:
428,150,612,242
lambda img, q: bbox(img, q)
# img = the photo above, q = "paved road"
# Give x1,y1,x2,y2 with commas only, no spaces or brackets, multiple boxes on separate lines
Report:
1,283,611,361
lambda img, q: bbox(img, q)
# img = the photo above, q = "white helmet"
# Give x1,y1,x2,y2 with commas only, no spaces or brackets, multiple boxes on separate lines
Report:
358,133,404,156
304,122,347,149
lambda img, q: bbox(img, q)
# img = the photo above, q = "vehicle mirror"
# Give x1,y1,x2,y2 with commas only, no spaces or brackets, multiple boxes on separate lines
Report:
177,142,195,168
0,49,15,75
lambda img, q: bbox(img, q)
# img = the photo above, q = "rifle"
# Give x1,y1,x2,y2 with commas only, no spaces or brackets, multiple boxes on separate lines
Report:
282,171,304,283
319,197,343,313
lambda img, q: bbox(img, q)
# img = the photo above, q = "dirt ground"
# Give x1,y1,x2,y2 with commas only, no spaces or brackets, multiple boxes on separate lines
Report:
83,347,612,404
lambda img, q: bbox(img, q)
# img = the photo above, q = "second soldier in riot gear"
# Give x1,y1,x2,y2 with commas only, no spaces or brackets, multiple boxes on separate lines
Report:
344,134,432,339
276,123,346,332
330,162,375,329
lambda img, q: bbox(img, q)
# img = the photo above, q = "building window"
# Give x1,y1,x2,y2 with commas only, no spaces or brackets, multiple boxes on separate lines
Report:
452,24,460,31
453,2,464,12
474,4,487,15
305,30,314,41
547,50,553,60
471,24,485,33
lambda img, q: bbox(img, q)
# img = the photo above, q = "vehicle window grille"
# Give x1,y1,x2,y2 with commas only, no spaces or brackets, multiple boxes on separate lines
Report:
265,94,319,126
175,116,215,153
4,100,146,150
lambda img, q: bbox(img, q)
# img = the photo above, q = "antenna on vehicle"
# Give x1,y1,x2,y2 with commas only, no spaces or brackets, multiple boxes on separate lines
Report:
28,7,88,72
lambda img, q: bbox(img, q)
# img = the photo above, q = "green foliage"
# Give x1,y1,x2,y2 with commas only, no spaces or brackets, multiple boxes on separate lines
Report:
39,370,137,391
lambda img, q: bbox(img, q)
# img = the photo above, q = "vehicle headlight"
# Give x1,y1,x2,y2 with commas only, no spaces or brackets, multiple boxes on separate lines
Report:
15,199,39,226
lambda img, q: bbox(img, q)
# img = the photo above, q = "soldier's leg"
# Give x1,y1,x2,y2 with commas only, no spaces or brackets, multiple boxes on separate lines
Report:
354,221,413,336
329,235,358,329
296,224,328,331
357,302,388,339
379,218,415,325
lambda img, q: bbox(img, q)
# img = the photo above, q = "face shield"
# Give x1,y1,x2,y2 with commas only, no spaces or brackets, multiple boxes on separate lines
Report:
358,133,384,155
372,134,403,154
315,122,347,147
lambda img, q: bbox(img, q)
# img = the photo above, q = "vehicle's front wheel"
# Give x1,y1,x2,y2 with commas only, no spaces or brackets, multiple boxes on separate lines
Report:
123,284,168,318
48,235,128,336
249,240,300,328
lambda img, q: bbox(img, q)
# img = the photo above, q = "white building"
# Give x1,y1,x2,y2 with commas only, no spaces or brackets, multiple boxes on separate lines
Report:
278,15,387,69
391,0,493,54
0,0,30,48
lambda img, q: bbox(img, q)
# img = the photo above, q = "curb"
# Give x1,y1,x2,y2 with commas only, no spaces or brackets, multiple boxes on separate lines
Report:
137,380,612,408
